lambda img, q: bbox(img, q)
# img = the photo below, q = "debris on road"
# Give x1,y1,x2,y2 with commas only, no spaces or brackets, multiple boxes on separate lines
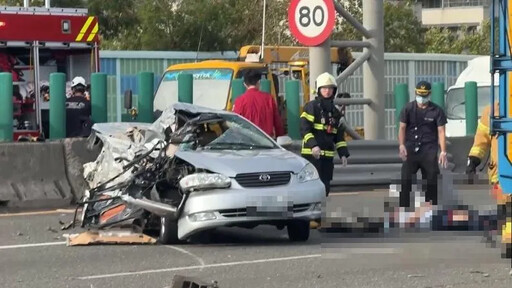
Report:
47,226,58,233
16,231,23,236
60,220,76,231
64,230,156,246
407,274,425,278
170,275,218,288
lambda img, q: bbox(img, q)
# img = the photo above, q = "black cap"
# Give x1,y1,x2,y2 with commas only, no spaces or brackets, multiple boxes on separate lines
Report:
415,81,431,96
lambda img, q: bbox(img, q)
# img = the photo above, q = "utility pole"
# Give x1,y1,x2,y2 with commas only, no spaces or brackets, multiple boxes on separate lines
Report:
362,0,385,140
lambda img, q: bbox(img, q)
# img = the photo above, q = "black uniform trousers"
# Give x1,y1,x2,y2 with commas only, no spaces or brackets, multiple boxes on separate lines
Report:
400,148,440,209
304,155,334,197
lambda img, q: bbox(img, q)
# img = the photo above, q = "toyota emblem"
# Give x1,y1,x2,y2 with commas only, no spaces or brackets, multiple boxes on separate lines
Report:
259,174,271,182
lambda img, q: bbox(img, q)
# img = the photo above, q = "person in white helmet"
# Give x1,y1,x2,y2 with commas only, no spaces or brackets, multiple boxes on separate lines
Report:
300,72,350,197
66,76,92,137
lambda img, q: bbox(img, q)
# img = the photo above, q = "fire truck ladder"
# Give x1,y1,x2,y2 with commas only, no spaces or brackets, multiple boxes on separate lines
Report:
491,0,512,195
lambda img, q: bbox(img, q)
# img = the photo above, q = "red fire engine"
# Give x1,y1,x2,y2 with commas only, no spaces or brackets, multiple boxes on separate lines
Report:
0,5,100,140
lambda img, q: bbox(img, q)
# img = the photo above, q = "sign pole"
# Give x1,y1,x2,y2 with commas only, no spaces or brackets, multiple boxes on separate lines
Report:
309,39,331,101
362,0,385,140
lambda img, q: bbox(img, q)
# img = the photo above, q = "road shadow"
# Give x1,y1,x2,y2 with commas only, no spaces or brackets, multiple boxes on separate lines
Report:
185,225,325,247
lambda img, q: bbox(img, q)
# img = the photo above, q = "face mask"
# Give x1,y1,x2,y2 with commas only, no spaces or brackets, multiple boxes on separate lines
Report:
416,96,429,104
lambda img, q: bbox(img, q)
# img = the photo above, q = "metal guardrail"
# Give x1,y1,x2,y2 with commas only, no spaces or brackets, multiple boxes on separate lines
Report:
285,140,456,187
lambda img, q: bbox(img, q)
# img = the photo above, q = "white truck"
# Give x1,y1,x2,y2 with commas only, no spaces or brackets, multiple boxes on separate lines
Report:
445,56,499,137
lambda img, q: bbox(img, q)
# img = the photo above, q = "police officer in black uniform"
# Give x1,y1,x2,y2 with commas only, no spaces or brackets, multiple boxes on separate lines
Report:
300,72,350,197
397,81,448,222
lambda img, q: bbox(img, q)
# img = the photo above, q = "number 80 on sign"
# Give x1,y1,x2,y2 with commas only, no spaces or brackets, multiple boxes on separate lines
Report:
288,0,336,46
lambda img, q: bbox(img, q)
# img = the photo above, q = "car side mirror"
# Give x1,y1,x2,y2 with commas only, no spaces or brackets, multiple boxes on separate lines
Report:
124,89,133,110
276,135,293,147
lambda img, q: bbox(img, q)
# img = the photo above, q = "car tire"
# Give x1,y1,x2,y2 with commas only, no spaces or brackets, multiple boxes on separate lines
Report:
287,220,310,242
159,216,180,244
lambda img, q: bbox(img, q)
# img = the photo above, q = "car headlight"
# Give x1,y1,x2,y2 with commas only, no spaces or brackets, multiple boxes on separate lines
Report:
179,173,231,192
297,163,319,183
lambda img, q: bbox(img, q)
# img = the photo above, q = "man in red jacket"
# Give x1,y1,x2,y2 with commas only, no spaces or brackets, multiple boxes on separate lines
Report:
233,69,284,138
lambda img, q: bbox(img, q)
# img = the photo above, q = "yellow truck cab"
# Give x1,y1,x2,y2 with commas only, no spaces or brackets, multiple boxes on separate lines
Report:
153,60,282,114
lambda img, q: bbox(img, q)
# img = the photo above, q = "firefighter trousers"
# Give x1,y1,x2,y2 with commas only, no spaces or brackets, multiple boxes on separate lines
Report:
303,155,334,197
400,149,440,209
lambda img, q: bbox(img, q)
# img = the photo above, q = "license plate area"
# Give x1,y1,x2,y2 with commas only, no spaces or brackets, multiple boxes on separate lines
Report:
246,195,293,218
246,205,293,217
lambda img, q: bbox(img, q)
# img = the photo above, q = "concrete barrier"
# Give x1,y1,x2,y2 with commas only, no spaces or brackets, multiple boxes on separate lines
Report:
0,141,73,209
62,137,101,201
0,138,100,210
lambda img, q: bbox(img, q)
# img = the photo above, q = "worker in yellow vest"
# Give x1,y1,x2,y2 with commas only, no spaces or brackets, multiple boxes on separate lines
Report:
466,103,512,258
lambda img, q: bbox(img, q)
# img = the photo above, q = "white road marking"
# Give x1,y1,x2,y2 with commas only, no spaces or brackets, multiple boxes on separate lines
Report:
166,246,206,270
0,241,66,250
0,209,77,217
78,254,321,280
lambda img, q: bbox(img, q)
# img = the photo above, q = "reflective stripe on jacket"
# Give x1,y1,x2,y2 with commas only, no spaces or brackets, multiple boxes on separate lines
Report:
299,98,349,159
468,103,512,204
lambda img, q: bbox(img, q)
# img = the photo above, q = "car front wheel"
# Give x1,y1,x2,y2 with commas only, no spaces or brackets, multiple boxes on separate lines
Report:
159,216,180,244
287,220,310,242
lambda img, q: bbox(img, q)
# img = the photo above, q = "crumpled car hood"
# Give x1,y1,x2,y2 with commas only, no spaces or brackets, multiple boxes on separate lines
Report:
175,149,309,177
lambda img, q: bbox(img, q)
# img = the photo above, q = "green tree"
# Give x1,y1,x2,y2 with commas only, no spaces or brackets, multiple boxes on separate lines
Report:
424,27,459,53
424,19,496,55
383,1,424,52
87,0,140,50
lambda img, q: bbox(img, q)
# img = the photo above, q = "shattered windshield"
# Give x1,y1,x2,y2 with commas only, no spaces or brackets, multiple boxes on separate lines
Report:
179,113,278,151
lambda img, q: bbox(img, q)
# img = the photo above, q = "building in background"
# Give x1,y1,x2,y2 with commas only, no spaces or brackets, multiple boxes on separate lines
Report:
419,0,494,31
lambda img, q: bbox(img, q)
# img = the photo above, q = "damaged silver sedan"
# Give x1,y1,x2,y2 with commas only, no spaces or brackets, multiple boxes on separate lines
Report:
80,103,325,244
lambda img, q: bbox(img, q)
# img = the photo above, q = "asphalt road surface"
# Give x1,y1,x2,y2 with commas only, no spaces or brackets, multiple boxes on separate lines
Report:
0,189,511,288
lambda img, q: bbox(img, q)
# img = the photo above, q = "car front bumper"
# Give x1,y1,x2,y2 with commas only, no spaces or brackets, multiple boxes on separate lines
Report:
176,178,325,240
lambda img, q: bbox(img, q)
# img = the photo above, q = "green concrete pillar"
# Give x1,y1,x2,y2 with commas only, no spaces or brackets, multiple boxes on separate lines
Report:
231,79,246,104
0,72,13,142
431,82,445,110
138,72,155,123
91,72,108,123
394,83,409,132
260,79,271,93
465,81,478,136
49,72,66,139
285,80,301,140
178,73,193,104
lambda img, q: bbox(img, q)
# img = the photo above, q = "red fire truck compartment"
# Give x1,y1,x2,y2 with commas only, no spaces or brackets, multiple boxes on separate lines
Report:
0,13,99,43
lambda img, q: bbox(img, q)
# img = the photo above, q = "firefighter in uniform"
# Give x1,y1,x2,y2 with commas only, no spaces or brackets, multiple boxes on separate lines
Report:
300,72,350,197
466,103,512,258
66,76,92,137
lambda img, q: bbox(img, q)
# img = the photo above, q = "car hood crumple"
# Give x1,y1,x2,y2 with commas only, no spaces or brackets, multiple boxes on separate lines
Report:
174,149,309,177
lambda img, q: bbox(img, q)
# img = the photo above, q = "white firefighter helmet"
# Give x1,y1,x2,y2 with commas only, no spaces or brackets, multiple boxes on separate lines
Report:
71,76,86,88
315,72,337,95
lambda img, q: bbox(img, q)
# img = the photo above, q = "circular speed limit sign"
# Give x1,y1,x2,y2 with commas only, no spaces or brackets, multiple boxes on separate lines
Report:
288,0,336,46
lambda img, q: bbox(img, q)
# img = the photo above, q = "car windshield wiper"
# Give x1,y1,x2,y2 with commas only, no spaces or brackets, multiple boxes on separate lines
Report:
205,142,274,150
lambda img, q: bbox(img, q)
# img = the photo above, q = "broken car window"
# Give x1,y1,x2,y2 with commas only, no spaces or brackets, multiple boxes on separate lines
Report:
179,114,277,151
